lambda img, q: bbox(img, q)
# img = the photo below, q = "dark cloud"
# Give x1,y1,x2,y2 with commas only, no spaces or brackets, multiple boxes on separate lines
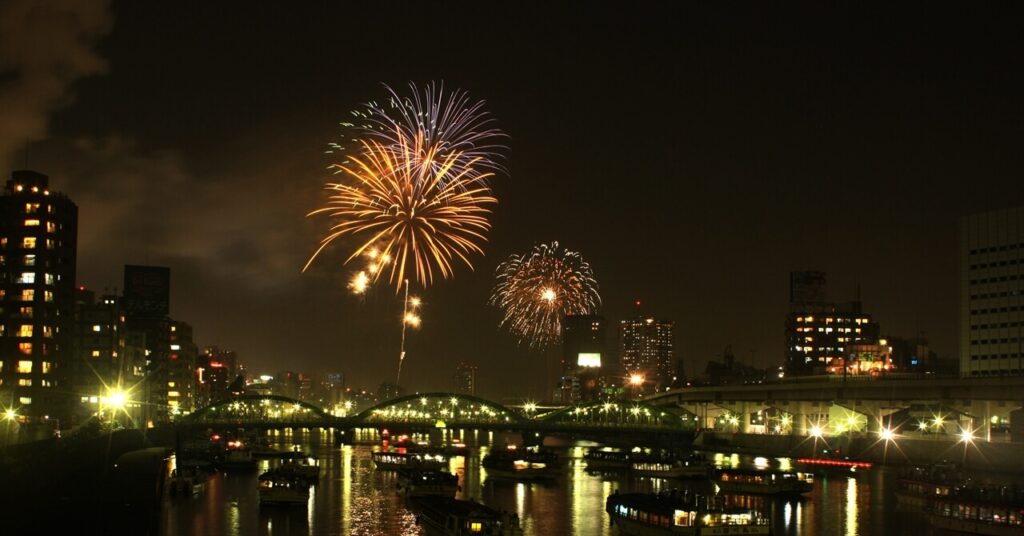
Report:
0,0,111,170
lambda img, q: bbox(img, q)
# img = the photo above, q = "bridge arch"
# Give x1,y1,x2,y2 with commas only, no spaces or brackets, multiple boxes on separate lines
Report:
537,399,693,429
354,392,525,426
183,394,334,426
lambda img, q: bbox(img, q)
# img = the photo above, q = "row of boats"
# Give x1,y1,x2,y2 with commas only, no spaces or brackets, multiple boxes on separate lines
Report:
895,464,1024,535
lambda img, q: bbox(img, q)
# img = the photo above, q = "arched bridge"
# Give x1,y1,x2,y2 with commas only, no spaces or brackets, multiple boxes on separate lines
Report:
179,392,696,442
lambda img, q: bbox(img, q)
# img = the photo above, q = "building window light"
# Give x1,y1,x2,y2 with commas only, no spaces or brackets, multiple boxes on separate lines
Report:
17,360,32,373
18,272,35,284
19,397,31,405
24,219,40,227
18,379,32,387
17,325,33,337
45,222,56,233
91,350,100,357
25,203,39,214
44,273,54,285
19,342,32,354
92,325,101,332
23,254,35,266
41,362,51,373
43,290,52,302
22,237,36,249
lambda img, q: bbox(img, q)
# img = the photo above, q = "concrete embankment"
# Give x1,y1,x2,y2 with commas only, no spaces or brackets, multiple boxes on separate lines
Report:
696,431,1024,472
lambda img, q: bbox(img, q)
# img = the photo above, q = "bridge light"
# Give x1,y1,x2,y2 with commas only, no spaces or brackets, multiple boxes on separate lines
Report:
959,429,974,444
880,427,895,442
809,425,824,438
933,416,944,428
523,402,537,413
4,409,16,420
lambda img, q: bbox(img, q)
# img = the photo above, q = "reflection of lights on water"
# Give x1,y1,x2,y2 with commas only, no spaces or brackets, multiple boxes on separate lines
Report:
784,501,793,529
516,482,526,518
778,458,792,472
754,456,769,468
846,477,858,536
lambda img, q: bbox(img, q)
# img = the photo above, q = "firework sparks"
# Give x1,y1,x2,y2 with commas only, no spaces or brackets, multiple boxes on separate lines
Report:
330,81,506,187
490,241,601,348
305,128,496,291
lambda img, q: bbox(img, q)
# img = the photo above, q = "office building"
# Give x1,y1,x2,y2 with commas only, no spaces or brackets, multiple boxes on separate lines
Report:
561,314,607,402
960,206,1024,376
453,362,477,395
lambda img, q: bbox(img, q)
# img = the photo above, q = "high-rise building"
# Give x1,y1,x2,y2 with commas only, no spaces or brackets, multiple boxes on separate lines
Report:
196,346,238,407
560,314,607,402
619,315,675,391
0,170,78,431
167,320,197,416
960,206,1024,376
122,265,172,423
70,289,145,426
453,362,477,395
784,272,881,376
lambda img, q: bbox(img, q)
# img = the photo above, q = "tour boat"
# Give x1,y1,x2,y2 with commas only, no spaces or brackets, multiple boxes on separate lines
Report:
713,468,813,496
396,468,460,498
373,449,449,471
606,490,771,535
894,469,955,509
258,470,311,506
411,496,523,535
631,457,712,480
926,496,1024,536
481,447,560,480
584,449,631,470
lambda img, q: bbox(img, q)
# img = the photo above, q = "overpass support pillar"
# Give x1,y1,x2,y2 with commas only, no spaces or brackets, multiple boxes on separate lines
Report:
740,402,753,434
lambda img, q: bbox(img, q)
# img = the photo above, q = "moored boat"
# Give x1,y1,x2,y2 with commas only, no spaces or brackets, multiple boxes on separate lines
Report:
258,470,310,506
713,468,813,496
631,457,711,480
482,447,560,481
219,440,258,471
584,449,631,471
278,457,321,483
397,468,460,498
606,490,771,535
411,496,523,535
168,465,209,497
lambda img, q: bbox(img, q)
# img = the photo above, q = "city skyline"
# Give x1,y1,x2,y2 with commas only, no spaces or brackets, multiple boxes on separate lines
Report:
2,3,1023,398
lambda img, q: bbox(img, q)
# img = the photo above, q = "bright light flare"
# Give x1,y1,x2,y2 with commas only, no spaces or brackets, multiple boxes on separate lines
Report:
960,429,974,443
409,296,422,308
105,390,127,409
541,288,556,303
404,312,421,327
629,374,645,386
349,271,370,294
523,402,537,413
880,427,895,441
4,409,16,420
809,425,824,438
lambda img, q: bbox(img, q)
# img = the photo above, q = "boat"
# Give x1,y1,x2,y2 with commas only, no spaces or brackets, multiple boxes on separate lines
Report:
258,470,311,506
926,497,1024,536
895,467,956,509
373,449,449,471
713,468,813,496
396,468,460,498
584,449,631,470
606,490,771,535
278,457,321,483
631,456,712,479
411,496,523,535
895,466,1024,534
219,440,258,471
481,447,560,481
167,465,208,497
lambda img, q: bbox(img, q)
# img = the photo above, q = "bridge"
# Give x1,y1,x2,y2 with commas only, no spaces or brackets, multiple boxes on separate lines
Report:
641,375,1024,441
178,392,696,445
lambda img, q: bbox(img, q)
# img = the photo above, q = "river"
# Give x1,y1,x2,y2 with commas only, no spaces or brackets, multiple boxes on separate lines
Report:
160,430,933,535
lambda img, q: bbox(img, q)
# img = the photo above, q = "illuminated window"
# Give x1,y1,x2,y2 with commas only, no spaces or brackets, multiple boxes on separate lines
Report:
168,381,176,387
23,254,35,266
44,273,54,285
45,222,56,233
17,360,32,373
0,362,3,372
22,237,35,249
47,205,54,214
17,325,33,337
21,289,34,301
19,397,31,405
24,219,39,227
20,306,32,318
170,344,181,351
168,391,180,397
41,362,51,374
41,380,51,387
45,239,54,250
43,290,52,302
92,325,101,332
91,350,100,357
42,326,53,339
25,203,39,214
18,379,31,387
19,342,32,354
18,272,35,284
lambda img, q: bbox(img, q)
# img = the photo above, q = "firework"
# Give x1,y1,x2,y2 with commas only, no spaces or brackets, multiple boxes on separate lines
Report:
490,241,601,348
330,81,506,187
305,128,496,291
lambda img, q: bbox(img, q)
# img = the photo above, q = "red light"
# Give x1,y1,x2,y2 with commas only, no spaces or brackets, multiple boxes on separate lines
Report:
211,434,221,441
635,299,641,307
210,361,224,368
381,428,389,437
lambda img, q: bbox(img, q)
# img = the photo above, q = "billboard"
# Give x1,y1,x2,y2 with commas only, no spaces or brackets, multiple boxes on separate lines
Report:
789,271,827,304
123,265,170,318
577,352,601,368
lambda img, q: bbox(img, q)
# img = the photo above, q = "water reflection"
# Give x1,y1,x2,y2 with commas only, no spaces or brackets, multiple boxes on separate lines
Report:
161,437,920,536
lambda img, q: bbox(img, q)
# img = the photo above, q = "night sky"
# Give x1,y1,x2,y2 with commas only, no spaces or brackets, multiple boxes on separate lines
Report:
3,2,1023,401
